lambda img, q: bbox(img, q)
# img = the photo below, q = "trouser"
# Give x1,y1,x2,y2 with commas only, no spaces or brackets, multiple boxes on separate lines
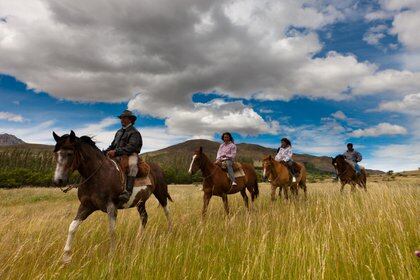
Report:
225,160,236,183
286,160,296,176
128,153,139,177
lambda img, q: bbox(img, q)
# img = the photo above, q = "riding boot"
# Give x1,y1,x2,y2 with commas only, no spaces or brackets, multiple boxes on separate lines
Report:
119,176,135,203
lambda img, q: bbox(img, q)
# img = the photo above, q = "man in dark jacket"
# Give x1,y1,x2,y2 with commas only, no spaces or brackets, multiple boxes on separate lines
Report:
343,143,362,174
105,110,142,203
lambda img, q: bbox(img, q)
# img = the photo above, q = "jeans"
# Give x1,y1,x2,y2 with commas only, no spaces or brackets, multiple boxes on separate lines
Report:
355,163,361,174
225,160,236,183
286,160,296,176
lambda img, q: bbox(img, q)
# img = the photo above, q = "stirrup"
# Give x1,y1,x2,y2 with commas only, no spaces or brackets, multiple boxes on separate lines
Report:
232,181,237,186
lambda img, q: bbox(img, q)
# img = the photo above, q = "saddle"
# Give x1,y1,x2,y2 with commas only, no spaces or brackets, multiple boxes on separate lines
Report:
280,161,301,176
118,155,150,178
216,161,243,172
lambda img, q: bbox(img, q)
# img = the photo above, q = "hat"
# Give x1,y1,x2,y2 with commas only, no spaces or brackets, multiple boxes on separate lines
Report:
118,110,137,122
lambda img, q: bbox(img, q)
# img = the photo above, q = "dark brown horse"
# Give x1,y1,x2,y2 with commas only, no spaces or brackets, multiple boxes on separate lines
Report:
332,155,367,192
52,131,173,263
262,155,307,200
188,147,259,217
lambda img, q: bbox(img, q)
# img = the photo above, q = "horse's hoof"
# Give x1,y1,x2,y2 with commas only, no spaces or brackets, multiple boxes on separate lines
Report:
62,253,72,264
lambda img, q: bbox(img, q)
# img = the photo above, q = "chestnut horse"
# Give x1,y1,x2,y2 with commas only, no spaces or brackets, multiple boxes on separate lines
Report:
332,155,367,192
262,155,307,201
188,147,259,217
53,131,173,263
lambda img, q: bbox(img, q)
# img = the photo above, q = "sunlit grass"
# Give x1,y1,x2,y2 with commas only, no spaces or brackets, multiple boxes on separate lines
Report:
0,181,419,279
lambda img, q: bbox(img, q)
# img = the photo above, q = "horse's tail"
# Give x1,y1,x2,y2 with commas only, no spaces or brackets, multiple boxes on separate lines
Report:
253,179,259,198
148,162,174,207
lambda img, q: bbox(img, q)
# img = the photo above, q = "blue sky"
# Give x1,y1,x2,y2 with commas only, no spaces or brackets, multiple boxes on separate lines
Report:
0,0,419,171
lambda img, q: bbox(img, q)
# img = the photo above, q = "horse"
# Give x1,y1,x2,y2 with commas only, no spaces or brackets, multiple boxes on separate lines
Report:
332,155,367,192
188,147,259,217
52,131,173,263
262,155,307,201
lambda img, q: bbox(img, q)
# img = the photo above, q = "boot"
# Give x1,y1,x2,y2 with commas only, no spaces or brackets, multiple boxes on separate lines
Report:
119,176,135,203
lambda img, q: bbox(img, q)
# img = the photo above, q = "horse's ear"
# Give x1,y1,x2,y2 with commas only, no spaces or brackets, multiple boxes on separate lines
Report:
52,131,60,142
199,146,203,153
69,130,76,142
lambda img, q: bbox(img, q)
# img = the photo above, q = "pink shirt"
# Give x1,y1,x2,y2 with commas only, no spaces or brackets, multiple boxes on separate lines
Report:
216,142,237,161
275,146,293,162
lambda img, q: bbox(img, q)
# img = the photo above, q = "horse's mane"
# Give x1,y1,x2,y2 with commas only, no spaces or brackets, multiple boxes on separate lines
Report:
79,135,102,152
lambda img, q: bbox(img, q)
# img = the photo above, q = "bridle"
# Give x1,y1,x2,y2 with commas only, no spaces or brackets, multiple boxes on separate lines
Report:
264,160,281,185
56,144,105,193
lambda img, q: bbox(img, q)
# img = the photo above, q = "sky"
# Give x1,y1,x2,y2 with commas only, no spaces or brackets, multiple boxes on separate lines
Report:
0,0,419,171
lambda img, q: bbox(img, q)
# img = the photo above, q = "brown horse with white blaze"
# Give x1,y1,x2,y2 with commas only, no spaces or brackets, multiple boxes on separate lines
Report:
188,147,259,217
53,131,173,263
262,155,307,201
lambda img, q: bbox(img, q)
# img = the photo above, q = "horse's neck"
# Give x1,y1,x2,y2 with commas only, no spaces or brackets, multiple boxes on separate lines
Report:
200,154,217,178
271,160,286,178
77,144,105,178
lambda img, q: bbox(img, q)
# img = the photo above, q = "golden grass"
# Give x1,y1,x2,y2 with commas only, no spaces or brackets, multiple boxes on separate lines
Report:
0,180,419,280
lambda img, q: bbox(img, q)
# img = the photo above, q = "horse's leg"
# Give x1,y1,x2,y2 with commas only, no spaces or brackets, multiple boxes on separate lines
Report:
278,185,282,199
300,182,307,199
221,193,229,215
240,189,250,210
202,192,212,219
136,201,148,237
340,182,345,194
63,204,94,263
271,184,277,201
284,185,289,200
162,204,173,231
350,183,356,192
106,202,117,254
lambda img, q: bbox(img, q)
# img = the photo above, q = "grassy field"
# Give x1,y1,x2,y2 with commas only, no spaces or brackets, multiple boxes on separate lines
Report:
0,180,419,279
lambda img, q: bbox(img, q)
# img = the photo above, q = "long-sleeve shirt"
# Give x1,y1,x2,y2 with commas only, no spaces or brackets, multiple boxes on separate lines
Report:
105,125,142,156
216,142,237,161
275,146,293,162
343,150,362,163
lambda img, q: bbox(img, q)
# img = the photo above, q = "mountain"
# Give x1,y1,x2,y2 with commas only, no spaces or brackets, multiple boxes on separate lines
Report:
142,139,337,174
0,133,26,146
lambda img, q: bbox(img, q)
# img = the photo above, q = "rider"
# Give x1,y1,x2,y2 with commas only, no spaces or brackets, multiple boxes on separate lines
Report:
343,143,362,174
275,138,298,183
105,110,143,203
216,132,237,186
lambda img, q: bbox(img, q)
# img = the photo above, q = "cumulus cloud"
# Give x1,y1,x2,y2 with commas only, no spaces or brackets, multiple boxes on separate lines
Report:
129,98,279,138
377,93,420,116
1,0,420,139
0,111,24,122
331,110,347,120
350,122,407,137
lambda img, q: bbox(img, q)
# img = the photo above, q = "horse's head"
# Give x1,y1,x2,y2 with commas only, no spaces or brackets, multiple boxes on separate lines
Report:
188,146,205,175
52,130,80,186
262,155,275,180
332,155,346,173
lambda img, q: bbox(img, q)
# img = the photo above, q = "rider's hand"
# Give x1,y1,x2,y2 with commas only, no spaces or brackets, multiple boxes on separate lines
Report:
107,150,116,158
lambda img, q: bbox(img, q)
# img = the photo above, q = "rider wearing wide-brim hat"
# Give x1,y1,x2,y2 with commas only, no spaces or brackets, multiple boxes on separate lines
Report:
105,110,142,203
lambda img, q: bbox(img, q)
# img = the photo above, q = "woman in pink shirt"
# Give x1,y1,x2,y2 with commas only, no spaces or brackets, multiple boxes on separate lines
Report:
216,132,237,186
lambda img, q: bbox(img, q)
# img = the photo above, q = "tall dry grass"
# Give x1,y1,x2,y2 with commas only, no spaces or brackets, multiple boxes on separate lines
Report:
0,181,418,279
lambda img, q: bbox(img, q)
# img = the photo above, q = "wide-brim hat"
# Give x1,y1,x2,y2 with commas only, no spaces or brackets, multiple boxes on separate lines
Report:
118,110,137,121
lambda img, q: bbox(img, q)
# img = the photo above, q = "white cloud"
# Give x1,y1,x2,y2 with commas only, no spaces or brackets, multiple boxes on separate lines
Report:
129,98,279,138
364,143,420,172
362,24,388,47
354,70,420,96
377,93,420,116
0,111,24,122
331,110,347,120
350,122,407,137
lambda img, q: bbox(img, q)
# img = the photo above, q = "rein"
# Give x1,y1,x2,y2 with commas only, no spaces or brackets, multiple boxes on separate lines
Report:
60,155,106,193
